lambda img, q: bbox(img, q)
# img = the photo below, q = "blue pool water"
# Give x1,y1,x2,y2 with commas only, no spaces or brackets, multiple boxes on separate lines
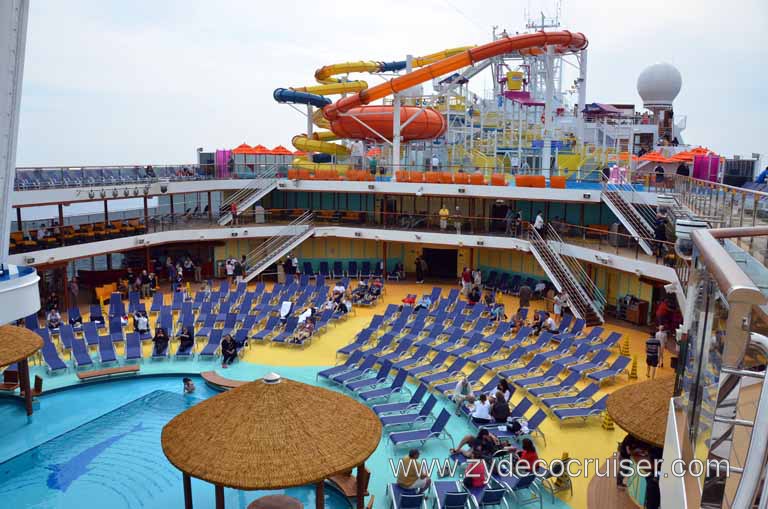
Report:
0,387,350,509
0,367,573,509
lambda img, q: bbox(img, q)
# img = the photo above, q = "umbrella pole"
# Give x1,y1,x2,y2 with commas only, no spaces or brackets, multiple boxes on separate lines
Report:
183,474,193,509
215,485,224,509
356,462,365,509
316,480,325,509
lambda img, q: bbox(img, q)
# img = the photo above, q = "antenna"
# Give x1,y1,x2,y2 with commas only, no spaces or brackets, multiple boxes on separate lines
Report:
525,0,562,31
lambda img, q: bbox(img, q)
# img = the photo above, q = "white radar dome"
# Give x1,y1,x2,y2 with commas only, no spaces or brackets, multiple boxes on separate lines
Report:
637,63,682,109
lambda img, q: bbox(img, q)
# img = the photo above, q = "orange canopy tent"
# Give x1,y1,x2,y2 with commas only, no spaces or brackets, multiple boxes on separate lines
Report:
271,145,293,155
669,146,713,162
232,143,253,154
251,144,270,154
618,151,639,162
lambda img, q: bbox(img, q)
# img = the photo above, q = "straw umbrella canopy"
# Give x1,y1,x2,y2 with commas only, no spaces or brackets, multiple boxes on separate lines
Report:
0,325,43,416
606,376,675,448
161,374,382,509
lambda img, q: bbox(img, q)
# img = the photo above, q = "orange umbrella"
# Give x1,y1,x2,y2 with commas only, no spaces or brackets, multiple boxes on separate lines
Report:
232,143,252,154
618,151,639,162
367,147,382,157
639,151,674,163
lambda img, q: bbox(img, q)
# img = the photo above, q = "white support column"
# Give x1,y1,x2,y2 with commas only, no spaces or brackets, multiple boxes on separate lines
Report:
0,0,29,271
576,49,588,147
541,45,555,176
392,95,401,175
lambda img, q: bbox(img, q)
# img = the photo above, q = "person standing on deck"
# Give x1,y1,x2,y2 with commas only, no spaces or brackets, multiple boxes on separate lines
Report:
439,204,450,231
415,256,424,284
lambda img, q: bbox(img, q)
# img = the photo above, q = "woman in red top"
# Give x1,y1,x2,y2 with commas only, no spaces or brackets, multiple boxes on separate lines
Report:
463,449,488,489
516,438,539,472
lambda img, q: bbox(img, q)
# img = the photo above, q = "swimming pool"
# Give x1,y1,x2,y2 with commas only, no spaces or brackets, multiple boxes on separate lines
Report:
0,368,574,509
0,385,351,508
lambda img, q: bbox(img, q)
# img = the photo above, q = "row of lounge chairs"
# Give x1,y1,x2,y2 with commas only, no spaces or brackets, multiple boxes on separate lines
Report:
302,260,385,280
14,165,209,190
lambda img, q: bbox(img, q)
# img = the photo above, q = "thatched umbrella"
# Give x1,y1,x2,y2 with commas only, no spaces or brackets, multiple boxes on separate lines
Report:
0,325,43,416
606,376,675,447
162,373,382,509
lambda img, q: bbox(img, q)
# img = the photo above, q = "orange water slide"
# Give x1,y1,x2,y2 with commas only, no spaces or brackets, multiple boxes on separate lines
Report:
323,31,587,122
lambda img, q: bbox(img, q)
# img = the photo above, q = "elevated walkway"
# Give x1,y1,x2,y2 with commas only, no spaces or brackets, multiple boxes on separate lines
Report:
243,211,315,282
528,225,606,325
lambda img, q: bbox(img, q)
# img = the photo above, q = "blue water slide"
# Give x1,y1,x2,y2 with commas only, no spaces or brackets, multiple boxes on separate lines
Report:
273,88,331,108
378,60,407,72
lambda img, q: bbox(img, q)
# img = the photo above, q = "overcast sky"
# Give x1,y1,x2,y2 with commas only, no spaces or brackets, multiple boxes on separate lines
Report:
16,0,767,167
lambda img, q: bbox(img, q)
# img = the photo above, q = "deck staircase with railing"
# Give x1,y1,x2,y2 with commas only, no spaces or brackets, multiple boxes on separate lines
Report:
218,166,279,225
242,211,315,282
601,181,657,256
528,224,605,325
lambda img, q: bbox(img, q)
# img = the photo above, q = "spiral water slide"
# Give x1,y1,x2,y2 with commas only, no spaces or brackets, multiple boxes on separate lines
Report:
277,31,587,170
274,48,471,168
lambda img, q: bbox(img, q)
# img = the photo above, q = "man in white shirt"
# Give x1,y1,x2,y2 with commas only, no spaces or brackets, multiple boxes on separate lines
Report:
470,394,492,424
333,282,346,295
431,155,440,170
542,313,557,333
534,210,545,237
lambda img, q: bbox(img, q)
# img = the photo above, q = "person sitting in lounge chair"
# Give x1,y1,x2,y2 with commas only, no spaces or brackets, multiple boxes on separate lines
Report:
396,449,432,494
490,303,505,322
47,307,62,329
450,428,503,459
135,311,149,334
470,393,493,425
177,327,193,352
491,391,510,423
463,448,489,489
291,316,315,344
452,376,475,415
414,295,432,312
153,328,169,356
511,438,540,473
183,377,195,394
221,334,237,367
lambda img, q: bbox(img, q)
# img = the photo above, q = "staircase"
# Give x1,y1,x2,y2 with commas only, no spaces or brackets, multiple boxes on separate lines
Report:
242,211,314,282
601,181,656,256
528,225,606,325
218,166,279,225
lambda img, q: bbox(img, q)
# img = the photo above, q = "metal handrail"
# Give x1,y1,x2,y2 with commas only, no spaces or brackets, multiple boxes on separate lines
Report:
603,180,657,233
545,224,607,316
528,224,597,321
219,164,279,213
243,211,314,273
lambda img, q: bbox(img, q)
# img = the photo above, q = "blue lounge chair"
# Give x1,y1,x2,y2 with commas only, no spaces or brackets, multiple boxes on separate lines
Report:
71,338,93,368
571,327,604,345
176,329,196,358
89,304,105,328
485,408,548,445
199,329,223,358
41,341,68,373
552,394,608,421
380,395,437,428
360,261,372,278
586,356,631,383
528,372,581,398
542,384,600,409
549,344,591,367
514,365,563,387
494,474,539,508
108,292,125,317
67,307,83,329
149,292,163,313
345,360,393,391
317,350,365,381
592,332,622,349
388,484,427,509
330,355,378,384
431,481,470,509
406,351,451,377
420,358,468,385
373,384,427,416
377,339,415,363
536,338,575,362
58,324,75,351
446,334,484,357
128,291,141,313
80,321,99,347
108,316,124,343
125,332,142,361
468,484,509,509
393,345,432,370
389,409,453,449
359,369,408,402
338,328,376,357
98,335,118,364
434,366,488,395
24,313,39,330
348,261,359,278
567,350,611,374
251,316,281,342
